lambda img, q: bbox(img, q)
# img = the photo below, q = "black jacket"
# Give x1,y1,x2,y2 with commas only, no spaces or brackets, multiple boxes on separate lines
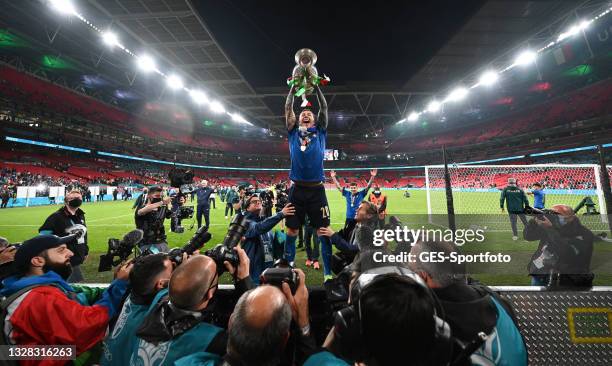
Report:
39,207,88,266
523,218,594,279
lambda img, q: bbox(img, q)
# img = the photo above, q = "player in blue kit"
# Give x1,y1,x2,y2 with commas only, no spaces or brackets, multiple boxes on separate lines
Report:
528,182,546,209
330,169,377,230
284,84,335,282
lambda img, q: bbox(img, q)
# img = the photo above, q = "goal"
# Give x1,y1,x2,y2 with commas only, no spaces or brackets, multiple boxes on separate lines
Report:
424,164,609,232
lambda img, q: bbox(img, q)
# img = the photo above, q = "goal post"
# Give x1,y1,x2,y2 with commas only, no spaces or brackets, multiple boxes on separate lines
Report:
425,164,609,232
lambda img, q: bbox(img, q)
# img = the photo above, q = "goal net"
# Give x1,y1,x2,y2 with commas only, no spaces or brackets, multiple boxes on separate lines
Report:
425,164,609,232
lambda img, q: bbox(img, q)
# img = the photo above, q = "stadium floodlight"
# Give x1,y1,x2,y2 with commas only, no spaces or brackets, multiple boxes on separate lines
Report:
558,20,591,42
189,89,208,104
136,54,156,72
209,100,225,114
166,74,183,90
101,31,119,47
407,112,419,122
230,113,248,124
49,0,77,15
514,50,536,66
446,87,468,102
427,100,441,113
479,71,499,86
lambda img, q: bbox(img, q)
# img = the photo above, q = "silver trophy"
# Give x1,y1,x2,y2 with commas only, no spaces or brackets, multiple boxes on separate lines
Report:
288,48,329,107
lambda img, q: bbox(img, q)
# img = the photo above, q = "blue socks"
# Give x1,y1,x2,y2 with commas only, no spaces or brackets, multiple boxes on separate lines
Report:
319,235,332,278
284,234,297,262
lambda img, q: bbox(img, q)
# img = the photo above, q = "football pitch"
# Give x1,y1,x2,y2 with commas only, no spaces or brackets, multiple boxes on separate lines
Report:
1,190,611,286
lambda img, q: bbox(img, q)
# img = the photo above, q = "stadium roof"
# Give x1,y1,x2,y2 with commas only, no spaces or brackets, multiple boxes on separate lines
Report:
0,0,603,145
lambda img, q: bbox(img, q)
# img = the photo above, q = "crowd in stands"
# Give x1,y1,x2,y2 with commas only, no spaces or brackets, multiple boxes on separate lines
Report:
1,65,611,170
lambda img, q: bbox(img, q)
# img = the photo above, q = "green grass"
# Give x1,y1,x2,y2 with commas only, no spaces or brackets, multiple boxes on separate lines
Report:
1,190,611,285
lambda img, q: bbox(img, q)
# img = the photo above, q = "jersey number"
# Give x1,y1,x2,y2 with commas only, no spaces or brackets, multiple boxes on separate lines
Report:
320,205,330,219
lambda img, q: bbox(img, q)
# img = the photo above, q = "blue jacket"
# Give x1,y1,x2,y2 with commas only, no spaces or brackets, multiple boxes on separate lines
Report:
101,289,168,366
196,187,214,206
242,211,285,284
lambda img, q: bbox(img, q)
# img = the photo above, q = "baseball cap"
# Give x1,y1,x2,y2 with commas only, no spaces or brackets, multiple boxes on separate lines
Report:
14,235,72,269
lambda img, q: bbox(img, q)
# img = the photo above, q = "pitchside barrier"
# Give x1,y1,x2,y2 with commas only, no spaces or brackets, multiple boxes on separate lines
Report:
4,186,139,207
425,164,612,233
84,283,612,364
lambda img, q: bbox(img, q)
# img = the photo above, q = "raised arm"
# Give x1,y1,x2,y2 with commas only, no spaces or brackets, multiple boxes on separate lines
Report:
285,86,297,131
314,85,328,130
330,170,342,192
366,169,377,190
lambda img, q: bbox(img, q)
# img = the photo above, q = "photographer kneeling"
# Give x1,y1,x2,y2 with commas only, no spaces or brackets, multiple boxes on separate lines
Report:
409,240,527,366
0,235,132,364
130,248,254,365
101,253,174,366
524,204,595,287
240,194,296,283
135,186,172,252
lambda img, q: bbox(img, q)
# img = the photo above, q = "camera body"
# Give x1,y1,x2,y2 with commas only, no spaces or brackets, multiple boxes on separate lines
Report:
171,205,194,234
524,206,562,228
168,168,194,188
98,230,143,272
275,186,289,212
260,267,299,294
166,226,212,266
205,212,249,275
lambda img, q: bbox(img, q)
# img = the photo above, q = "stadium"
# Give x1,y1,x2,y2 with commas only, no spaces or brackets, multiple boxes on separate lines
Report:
1,0,612,365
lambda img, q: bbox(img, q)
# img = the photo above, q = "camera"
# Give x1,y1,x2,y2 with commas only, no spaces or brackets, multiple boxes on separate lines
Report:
524,206,562,228
171,205,195,234
169,167,194,188
98,229,144,272
260,267,300,295
205,212,249,275
167,226,212,266
275,185,289,212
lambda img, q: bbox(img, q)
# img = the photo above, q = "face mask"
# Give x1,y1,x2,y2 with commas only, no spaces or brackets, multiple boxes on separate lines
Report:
151,197,162,204
68,198,82,208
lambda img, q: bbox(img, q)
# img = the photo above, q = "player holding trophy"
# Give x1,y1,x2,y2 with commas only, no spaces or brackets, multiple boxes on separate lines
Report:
284,48,334,282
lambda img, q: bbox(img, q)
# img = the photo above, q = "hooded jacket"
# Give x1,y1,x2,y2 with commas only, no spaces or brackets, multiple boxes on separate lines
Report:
433,283,527,366
0,271,128,366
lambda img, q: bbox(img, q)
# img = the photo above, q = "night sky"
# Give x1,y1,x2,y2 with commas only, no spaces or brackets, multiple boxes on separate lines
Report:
195,0,485,89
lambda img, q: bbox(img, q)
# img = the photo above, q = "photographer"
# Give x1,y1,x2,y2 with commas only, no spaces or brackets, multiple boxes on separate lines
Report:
319,201,379,254
409,240,527,365
0,235,132,365
130,250,254,365
175,269,319,366
101,253,174,366
39,189,88,283
523,204,595,287
241,194,296,283
323,268,446,366
196,180,214,229
260,188,275,218
135,186,172,252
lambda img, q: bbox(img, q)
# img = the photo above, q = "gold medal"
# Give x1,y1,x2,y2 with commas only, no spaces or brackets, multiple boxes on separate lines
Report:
300,145,306,152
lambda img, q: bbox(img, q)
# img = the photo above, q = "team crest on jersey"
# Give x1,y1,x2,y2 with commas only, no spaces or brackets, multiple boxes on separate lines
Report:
132,339,170,366
111,299,133,339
